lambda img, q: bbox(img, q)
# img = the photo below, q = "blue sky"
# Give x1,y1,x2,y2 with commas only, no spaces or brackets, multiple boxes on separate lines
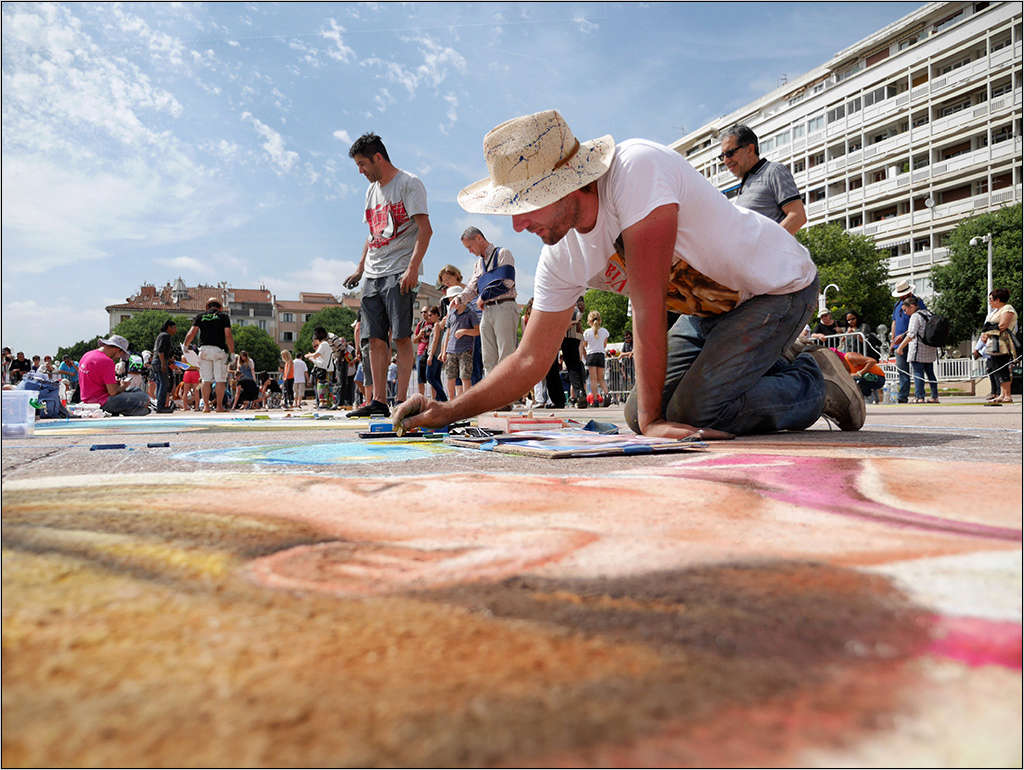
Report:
2,1,921,355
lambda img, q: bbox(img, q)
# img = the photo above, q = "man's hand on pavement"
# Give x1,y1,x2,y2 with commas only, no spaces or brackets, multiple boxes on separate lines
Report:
393,394,451,432
639,418,733,441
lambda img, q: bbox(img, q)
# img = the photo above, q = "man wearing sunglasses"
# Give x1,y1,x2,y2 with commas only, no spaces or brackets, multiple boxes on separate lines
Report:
720,125,806,236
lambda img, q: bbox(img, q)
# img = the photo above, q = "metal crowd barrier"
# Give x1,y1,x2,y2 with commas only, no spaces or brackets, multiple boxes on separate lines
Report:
604,355,635,403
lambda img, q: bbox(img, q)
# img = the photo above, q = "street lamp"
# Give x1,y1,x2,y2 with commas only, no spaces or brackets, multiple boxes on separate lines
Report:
969,233,993,301
819,283,839,315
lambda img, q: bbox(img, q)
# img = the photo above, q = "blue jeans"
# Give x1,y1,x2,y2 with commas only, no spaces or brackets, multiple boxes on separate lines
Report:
625,279,823,436
911,361,938,400
153,363,170,409
102,389,151,416
425,356,447,401
896,349,912,402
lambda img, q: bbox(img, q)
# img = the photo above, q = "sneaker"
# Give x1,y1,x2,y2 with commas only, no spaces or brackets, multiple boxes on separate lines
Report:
586,393,595,406
346,400,390,418
810,348,865,431
576,395,588,409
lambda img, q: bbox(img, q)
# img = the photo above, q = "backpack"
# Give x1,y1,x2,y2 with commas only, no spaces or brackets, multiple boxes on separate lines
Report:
478,246,515,302
917,309,950,348
20,373,69,419
326,333,347,368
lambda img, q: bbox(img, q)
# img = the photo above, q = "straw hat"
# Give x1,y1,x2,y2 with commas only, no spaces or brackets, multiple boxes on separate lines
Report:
458,110,615,215
891,279,913,298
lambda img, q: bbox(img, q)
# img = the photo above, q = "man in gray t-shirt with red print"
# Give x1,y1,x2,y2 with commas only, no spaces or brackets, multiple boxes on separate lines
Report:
344,132,433,418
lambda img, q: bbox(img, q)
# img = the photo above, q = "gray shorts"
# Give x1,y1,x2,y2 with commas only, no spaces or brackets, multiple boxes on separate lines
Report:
444,350,474,381
362,274,415,342
359,340,372,386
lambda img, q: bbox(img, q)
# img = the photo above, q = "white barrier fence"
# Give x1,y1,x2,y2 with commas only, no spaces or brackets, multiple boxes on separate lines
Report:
601,332,988,403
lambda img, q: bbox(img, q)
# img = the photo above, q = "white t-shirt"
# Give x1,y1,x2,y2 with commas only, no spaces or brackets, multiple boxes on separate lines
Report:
362,169,429,278
583,326,610,355
532,139,816,316
291,358,308,383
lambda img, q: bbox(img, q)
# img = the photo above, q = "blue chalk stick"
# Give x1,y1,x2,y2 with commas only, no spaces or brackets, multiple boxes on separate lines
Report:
90,443,127,451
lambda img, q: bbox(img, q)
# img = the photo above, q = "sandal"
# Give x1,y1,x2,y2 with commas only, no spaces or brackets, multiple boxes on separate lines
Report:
913,398,925,403
998,396,1014,404
925,398,940,403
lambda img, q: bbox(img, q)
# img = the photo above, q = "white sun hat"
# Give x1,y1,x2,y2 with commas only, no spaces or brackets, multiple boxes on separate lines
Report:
457,109,615,215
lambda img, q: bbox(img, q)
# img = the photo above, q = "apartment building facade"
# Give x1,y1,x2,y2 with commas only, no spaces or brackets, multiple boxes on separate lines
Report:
106,280,275,336
673,1,1022,300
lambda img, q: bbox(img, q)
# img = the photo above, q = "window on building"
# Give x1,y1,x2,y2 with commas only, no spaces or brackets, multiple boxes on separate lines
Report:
258,320,267,331
991,81,1014,98
793,124,805,140
761,137,774,154
808,151,825,167
992,172,1012,190
912,111,929,128
846,96,862,114
281,312,294,323
849,176,863,190
792,158,806,173
939,98,971,117
976,178,989,194
911,70,929,88
865,47,890,67
913,237,930,252
282,331,294,342
912,152,930,169
870,169,887,183
120,314,131,323
862,86,886,107
934,9,965,33
827,104,845,123
774,130,790,147
938,183,972,204
991,34,1012,52
992,124,1013,143
848,138,862,152
809,187,826,202
806,116,824,134
849,214,863,227
304,314,313,322
938,56,971,75
941,141,972,160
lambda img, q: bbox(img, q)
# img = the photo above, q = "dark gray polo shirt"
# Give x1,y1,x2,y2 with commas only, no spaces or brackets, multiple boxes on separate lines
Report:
734,158,802,223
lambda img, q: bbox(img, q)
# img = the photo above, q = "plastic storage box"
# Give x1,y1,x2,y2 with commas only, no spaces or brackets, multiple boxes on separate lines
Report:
2,390,36,438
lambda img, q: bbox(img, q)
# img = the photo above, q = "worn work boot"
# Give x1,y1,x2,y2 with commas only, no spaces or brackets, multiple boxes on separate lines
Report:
810,347,866,431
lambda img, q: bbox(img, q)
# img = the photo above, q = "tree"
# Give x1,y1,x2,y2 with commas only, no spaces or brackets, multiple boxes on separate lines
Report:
582,290,630,342
231,325,281,373
795,223,892,330
931,204,1022,344
295,305,358,356
112,310,192,353
57,337,103,361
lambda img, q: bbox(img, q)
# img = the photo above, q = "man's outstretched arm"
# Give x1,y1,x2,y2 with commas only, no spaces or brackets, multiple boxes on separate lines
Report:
395,305,571,431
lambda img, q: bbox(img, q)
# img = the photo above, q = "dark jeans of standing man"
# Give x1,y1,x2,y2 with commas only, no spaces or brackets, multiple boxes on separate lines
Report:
896,349,912,403
154,362,171,410
560,337,585,400
544,357,566,408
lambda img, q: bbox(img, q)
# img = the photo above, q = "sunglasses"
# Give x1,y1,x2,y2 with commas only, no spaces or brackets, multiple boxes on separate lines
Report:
717,144,748,161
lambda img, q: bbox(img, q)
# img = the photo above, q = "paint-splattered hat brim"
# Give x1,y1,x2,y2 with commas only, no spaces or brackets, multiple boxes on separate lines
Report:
458,135,615,215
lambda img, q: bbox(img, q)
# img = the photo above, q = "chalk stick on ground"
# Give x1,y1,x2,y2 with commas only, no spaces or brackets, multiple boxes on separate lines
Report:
146,442,171,448
90,443,127,451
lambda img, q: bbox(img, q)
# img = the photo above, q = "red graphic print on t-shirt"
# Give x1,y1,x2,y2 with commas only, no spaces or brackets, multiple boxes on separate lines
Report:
366,201,410,249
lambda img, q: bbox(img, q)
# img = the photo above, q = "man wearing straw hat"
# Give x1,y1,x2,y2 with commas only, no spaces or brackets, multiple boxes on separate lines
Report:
889,279,928,404
395,110,864,437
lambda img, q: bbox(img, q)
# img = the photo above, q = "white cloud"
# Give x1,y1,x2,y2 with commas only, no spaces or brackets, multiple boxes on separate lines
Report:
241,111,299,173
361,34,466,97
439,93,458,135
227,39,240,47
288,38,323,68
332,129,352,144
320,18,354,63
1,298,111,355
373,87,395,113
258,257,359,298
573,14,598,34
157,256,217,278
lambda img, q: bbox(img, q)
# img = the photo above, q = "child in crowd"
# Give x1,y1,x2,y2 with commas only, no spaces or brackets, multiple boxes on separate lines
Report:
441,287,479,400
582,310,610,406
